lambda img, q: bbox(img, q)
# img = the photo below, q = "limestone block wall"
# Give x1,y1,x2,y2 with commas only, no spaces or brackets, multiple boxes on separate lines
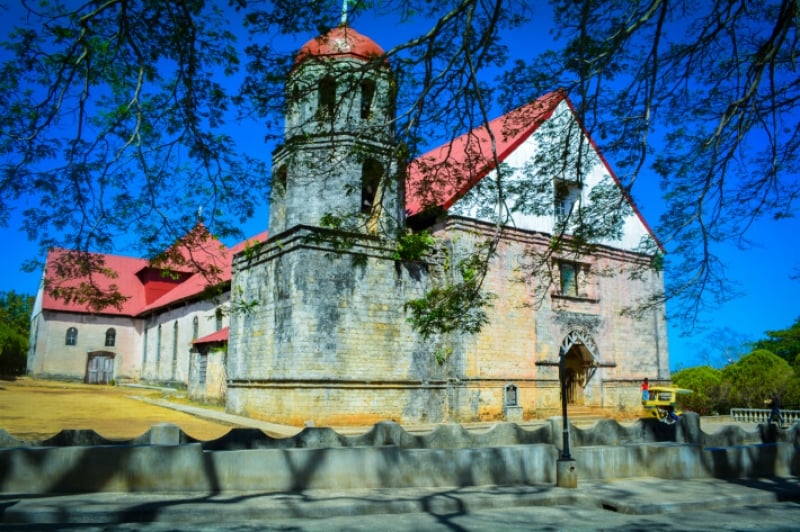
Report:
227,215,666,425
187,349,227,405
140,297,226,385
227,226,440,426
27,311,140,382
434,217,668,420
270,139,400,236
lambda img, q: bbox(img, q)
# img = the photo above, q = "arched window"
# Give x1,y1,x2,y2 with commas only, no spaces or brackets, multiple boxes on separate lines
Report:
290,83,301,109
156,324,162,364
65,327,78,346
192,316,199,340
318,76,336,117
361,159,383,214
360,79,376,119
171,321,179,379
104,328,116,347
274,165,288,194
173,321,179,354
553,179,581,221
215,308,223,331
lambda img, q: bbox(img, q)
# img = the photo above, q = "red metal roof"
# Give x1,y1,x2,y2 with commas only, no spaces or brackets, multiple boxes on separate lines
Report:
405,91,565,218
193,326,229,346
40,228,269,317
404,90,663,252
41,250,150,316
295,25,386,64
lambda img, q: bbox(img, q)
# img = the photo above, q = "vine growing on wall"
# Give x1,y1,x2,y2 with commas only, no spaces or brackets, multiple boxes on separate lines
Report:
405,243,496,339
229,285,259,316
393,230,435,261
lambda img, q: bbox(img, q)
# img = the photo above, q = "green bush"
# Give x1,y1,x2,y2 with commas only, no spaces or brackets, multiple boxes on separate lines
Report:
721,349,793,408
0,323,28,377
671,365,723,415
780,375,800,409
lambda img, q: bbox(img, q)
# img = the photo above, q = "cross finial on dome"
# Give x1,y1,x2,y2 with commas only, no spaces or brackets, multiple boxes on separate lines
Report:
341,0,349,25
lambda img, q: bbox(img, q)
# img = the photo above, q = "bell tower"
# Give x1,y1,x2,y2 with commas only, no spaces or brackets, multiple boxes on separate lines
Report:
227,23,438,428
269,25,399,236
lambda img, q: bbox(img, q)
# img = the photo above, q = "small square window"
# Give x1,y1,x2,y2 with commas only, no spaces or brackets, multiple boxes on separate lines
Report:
559,262,580,297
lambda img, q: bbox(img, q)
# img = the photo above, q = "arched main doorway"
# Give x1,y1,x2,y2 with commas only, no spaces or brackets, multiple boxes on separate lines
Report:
559,330,600,406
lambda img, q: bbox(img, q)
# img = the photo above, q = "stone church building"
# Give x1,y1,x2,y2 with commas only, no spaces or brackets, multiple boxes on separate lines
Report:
28,25,669,425
224,26,668,425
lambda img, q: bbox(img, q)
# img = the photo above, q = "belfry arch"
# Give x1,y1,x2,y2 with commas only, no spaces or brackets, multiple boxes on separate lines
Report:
559,329,601,406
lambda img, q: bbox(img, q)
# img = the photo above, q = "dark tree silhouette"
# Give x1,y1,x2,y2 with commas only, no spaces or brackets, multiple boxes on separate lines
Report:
1,0,797,333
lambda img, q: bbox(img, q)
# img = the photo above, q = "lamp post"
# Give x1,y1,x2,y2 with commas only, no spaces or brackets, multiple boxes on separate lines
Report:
559,346,572,460
556,345,577,487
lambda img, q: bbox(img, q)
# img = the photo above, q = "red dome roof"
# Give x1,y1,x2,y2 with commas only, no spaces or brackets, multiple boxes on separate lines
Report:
295,26,386,64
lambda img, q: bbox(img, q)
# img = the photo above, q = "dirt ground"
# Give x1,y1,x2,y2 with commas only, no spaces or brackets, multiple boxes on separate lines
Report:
0,377,238,442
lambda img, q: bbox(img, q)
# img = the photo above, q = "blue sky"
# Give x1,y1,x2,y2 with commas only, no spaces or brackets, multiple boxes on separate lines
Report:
1,2,798,371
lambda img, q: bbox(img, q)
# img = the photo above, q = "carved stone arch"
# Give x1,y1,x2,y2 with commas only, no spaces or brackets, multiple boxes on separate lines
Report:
559,329,601,405
559,329,599,362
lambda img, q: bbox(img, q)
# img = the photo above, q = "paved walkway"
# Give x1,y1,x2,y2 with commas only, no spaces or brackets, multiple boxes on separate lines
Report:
135,396,305,437
2,476,799,527
140,396,762,438
136,396,556,437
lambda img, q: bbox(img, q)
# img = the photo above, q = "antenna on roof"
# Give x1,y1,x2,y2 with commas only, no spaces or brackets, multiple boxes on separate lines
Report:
340,0,348,25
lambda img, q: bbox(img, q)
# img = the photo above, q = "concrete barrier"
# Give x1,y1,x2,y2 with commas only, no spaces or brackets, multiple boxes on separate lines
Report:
1,439,796,495
1,414,797,494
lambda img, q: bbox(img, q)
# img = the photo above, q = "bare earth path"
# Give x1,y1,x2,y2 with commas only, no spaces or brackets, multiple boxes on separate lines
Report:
0,377,238,442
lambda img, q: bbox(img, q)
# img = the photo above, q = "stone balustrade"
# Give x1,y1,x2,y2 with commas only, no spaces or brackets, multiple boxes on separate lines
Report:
730,408,800,425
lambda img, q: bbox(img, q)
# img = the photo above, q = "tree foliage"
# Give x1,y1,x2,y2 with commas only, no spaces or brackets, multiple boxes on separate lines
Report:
722,349,793,408
0,291,33,376
0,0,268,305
502,0,800,326
405,250,495,339
671,365,722,415
674,317,800,411
674,348,800,413
0,0,797,337
751,316,800,366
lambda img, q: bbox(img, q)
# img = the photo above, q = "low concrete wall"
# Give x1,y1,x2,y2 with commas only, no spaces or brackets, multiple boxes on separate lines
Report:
1,416,797,495
1,440,797,495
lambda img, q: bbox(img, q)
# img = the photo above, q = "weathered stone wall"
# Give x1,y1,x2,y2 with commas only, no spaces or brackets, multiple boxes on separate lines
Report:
228,214,667,425
187,349,227,405
227,226,439,426
27,311,140,382
270,55,400,236
141,298,226,385
435,217,668,420
270,139,400,236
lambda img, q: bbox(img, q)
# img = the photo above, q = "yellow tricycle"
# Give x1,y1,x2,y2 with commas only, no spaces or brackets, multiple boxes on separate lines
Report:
643,386,691,424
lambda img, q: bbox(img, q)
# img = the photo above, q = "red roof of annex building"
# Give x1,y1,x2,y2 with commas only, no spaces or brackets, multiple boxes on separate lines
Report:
295,25,386,64
40,225,268,318
193,326,229,346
